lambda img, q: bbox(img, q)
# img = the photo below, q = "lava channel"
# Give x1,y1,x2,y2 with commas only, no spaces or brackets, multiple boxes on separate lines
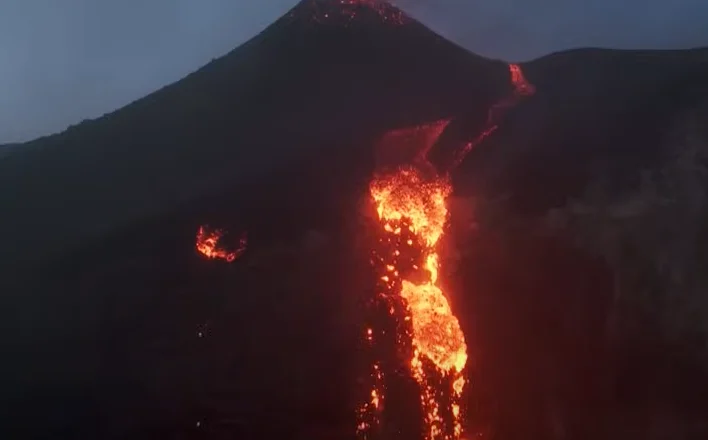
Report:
357,63,535,440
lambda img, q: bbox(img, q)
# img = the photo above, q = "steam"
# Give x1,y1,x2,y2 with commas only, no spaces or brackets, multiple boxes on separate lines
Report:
545,104,708,352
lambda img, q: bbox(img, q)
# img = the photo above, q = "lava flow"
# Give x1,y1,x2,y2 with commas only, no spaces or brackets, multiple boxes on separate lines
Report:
452,63,535,167
358,64,535,440
371,168,467,440
195,225,247,262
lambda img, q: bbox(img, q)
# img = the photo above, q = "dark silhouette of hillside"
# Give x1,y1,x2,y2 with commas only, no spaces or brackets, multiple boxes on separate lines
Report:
3,1,708,439
0,143,20,158
0,0,508,271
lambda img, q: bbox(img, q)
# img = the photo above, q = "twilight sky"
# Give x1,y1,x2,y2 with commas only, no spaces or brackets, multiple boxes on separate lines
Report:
1,0,707,143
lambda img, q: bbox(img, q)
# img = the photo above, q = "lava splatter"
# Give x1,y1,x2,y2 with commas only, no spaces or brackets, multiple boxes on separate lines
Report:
195,225,247,262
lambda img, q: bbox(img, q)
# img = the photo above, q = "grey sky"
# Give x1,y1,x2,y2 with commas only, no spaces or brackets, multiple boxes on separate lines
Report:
1,0,707,144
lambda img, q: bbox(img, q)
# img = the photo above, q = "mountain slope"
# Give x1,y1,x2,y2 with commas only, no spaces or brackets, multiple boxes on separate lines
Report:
455,47,708,210
0,142,19,159
0,0,509,270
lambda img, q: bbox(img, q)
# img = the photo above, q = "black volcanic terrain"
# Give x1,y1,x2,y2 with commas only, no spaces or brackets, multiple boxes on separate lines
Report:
3,1,708,439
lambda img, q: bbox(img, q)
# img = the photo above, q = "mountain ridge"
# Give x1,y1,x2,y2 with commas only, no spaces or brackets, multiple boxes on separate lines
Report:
0,0,510,269
4,3,708,439
2,6,708,269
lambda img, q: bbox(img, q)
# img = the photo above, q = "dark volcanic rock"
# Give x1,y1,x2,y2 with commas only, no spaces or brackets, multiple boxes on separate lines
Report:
0,0,508,271
3,1,708,439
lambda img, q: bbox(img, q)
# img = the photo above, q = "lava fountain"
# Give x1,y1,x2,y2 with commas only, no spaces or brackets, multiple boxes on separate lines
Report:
357,64,535,440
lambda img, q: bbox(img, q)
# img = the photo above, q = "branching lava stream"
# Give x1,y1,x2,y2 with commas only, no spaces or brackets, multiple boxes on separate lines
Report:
190,60,534,440
358,64,535,440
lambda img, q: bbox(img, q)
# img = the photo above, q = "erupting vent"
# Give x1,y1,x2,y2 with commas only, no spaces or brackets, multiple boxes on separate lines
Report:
292,0,410,26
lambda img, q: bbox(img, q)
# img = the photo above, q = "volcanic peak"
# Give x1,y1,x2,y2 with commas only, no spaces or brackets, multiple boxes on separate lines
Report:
288,0,411,26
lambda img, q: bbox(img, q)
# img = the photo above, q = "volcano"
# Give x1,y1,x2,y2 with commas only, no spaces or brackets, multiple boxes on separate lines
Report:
3,1,708,439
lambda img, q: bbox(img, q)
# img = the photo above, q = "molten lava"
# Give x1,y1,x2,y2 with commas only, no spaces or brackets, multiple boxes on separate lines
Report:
368,167,467,440
195,226,247,262
359,63,536,440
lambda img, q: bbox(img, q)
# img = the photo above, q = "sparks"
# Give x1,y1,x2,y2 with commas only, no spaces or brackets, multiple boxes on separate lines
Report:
195,225,247,262
356,360,385,436
293,0,410,26
370,167,467,440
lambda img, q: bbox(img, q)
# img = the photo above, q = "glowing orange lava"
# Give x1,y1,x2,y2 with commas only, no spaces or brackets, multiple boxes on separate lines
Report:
358,64,535,440
369,167,467,440
452,63,536,167
509,63,535,96
195,226,247,262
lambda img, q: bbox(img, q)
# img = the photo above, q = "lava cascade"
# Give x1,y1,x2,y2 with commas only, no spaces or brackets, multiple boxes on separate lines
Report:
195,225,247,262
358,64,536,440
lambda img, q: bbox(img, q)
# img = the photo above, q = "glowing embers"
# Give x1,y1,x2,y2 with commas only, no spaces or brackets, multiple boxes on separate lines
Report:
356,354,385,435
368,166,468,440
195,225,247,262
294,0,410,26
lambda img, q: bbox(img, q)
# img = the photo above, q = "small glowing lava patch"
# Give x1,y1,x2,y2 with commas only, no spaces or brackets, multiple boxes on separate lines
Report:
195,226,247,262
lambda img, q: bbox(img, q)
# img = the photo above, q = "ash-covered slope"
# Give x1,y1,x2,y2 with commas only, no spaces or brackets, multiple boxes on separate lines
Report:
0,0,509,270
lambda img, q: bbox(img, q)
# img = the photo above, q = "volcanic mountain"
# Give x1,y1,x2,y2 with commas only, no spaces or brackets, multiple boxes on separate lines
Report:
3,1,708,439
0,0,509,270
